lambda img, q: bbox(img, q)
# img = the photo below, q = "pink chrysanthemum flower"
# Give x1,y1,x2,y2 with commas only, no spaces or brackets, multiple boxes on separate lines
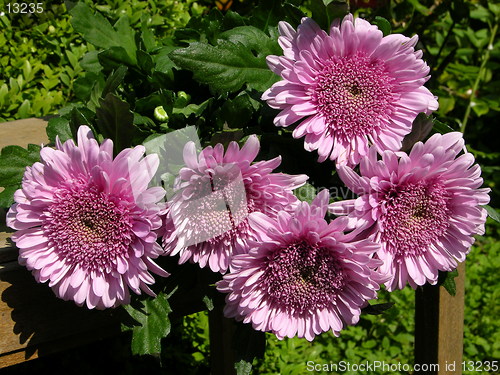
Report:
262,15,439,166
217,190,383,341
6,126,168,309
162,135,308,273
329,132,490,291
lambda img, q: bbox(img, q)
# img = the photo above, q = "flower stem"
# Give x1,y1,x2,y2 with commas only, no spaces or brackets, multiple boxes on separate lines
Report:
460,21,498,134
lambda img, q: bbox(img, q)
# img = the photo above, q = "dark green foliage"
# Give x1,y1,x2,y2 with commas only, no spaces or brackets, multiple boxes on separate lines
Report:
0,0,498,372
0,144,41,207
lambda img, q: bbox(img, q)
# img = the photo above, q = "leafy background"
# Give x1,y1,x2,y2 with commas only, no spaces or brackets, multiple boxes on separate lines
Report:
0,0,498,374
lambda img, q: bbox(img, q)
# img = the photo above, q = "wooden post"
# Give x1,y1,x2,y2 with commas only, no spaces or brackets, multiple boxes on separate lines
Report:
208,292,236,375
414,262,466,374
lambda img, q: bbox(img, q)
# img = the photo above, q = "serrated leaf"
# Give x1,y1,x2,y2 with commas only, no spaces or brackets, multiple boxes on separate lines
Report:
484,205,500,223
235,360,253,375
169,32,280,93
202,295,214,311
70,3,137,64
123,293,172,356
219,26,281,57
0,144,41,208
440,269,459,296
96,93,136,154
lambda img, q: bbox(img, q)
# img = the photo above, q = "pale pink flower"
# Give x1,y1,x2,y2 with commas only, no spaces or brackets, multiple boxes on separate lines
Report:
6,126,168,309
217,190,383,341
262,15,438,166
329,132,490,290
162,135,308,273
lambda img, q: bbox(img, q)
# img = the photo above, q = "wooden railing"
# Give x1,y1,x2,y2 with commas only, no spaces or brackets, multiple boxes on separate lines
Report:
0,119,122,366
0,119,466,373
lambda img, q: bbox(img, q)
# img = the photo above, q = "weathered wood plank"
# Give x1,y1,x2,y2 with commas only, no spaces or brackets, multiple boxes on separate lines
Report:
437,262,465,373
0,118,121,368
0,253,121,365
414,262,466,375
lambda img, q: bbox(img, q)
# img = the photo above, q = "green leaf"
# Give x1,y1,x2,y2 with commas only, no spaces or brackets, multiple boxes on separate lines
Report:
70,2,137,64
0,185,19,209
47,116,73,144
219,26,281,58
123,292,173,356
136,50,154,74
235,360,253,375
0,144,41,208
98,46,136,68
432,118,455,134
22,60,33,81
471,99,490,117
74,72,103,101
293,182,316,203
215,92,260,128
362,302,395,315
440,269,459,296
153,46,178,76
407,0,431,15
140,15,157,52
174,8,224,44
211,129,245,146
96,93,136,153
437,96,456,115
69,107,97,137
401,113,434,152
310,0,349,30
80,50,103,73
484,205,500,223
249,0,305,31
101,65,128,98
169,28,280,93
373,16,392,36
17,99,31,118
202,295,214,311
173,98,213,118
